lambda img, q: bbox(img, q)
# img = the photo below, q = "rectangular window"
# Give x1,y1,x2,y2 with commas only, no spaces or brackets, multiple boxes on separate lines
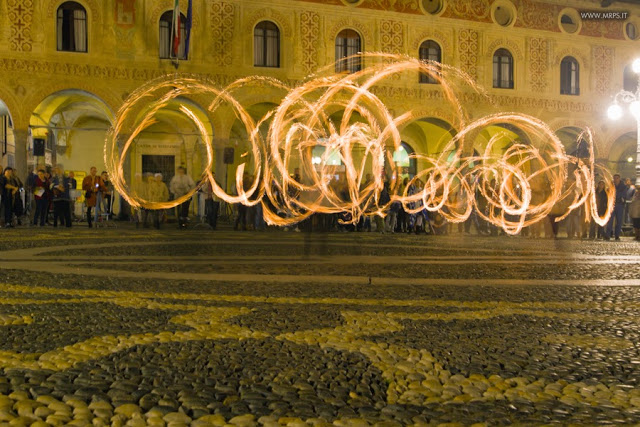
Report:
419,46,441,84
346,37,361,73
493,57,513,88
159,20,171,58
254,30,265,66
265,27,279,67
57,8,87,52
73,9,87,52
1,116,7,156
142,155,176,186
561,62,579,95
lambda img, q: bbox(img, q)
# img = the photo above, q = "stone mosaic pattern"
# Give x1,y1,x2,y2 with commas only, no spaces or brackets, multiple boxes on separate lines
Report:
0,229,640,424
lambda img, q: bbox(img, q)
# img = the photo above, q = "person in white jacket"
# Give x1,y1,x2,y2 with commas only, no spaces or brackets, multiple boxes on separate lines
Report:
630,190,640,241
169,166,195,229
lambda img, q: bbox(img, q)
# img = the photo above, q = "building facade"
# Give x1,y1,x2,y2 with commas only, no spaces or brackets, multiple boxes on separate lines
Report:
0,0,639,208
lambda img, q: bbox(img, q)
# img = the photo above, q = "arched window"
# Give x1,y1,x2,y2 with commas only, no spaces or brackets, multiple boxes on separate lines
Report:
493,48,513,89
335,29,362,73
57,1,87,52
159,10,187,59
624,65,637,92
419,40,442,84
254,21,280,68
393,142,417,179
312,144,342,166
560,56,580,95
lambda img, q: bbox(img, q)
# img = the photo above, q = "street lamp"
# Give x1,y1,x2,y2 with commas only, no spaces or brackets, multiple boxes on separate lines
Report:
608,58,640,186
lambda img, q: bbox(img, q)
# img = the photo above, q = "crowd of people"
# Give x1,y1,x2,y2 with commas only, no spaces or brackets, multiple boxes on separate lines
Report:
130,166,201,230
2,164,640,240
0,165,114,229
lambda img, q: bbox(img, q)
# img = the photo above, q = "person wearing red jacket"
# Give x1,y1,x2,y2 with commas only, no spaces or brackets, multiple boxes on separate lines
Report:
82,166,107,228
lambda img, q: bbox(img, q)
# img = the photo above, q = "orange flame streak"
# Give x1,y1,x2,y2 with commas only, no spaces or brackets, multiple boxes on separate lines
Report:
105,55,614,232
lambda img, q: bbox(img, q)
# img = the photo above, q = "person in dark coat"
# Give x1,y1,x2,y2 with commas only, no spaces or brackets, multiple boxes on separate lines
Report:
32,169,48,227
0,167,18,228
605,174,628,241
589,180,608,239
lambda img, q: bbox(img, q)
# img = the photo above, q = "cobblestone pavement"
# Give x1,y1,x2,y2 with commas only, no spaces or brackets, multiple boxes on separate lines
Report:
1,227,640,425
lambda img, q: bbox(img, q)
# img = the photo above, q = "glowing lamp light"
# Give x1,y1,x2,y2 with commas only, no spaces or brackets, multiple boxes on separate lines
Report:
631,100,640,119
608,104,623,121
632,58,640,74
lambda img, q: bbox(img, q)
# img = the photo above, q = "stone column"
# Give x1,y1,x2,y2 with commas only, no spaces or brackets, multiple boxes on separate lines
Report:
117,133,131,220
215,147,227,192
12,128,29,182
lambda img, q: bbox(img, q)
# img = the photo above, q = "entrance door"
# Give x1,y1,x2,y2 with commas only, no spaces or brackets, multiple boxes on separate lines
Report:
142,155,175,186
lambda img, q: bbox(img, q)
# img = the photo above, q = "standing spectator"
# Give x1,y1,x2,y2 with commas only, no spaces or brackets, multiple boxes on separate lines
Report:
386,199,400,233
100,171,113,219
50,167,71,228
432,212,448,235
43,170,53,225
140,173,154,228
204,174,221,230
624,178,636,225
32,169,48,227
25,166,36,216
357,174,373,232
131,173,145,227
234,172,250,231
404,179,418,233
9,169,24,225
246,174,256,231
93,171,112,224
145,173,169,229
67,171,77,220
0,167,18,228
82,166,107,228
170,166,195,229
566,204,582,239
605,174,628,241
376,181,390,233
397,177,409,232
630,190,640,241
589,180,608,239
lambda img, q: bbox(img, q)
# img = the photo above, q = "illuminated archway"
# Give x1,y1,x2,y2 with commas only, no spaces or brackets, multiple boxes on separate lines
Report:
608,132,636,181
29,89,114,173
0,99,16,170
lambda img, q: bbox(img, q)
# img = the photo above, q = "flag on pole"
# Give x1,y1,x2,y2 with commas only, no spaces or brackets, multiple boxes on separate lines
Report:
184,0,193,59
171,0,181,58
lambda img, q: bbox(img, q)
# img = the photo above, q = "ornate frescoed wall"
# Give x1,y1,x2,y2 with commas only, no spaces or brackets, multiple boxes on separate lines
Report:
0,0,638,184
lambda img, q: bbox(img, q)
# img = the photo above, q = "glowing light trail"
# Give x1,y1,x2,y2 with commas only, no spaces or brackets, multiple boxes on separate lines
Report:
105,54,613,233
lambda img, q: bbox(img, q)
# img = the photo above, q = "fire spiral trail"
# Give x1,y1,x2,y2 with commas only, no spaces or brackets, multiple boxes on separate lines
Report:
105,53,613,233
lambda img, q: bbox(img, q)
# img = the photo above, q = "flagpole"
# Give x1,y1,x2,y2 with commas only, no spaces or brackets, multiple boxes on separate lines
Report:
171,0,180,69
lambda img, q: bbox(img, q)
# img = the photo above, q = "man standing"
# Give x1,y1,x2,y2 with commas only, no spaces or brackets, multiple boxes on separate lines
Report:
51,167,72,228
9,169,24,225
82,167,107,228
147,173,169,229
169,166,195,229
606,174,629,241
624,177,636,226
67,171,78,220
204,173,221,230
25,166,36,215
32,169,48,227
0,167,17,228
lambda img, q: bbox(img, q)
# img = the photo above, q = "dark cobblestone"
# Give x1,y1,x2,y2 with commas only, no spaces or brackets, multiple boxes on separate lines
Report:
0,229,639,423
0,303,189,353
